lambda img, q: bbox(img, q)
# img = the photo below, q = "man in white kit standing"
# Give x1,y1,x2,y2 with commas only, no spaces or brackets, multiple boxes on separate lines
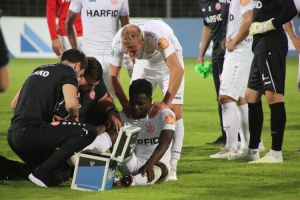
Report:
66,0,130,96
210,0,254,159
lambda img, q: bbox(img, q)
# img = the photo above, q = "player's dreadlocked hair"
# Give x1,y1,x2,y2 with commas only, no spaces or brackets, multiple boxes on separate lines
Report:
61,49,88,70
84,57,103,81
121,24,143,46
129,79,153,97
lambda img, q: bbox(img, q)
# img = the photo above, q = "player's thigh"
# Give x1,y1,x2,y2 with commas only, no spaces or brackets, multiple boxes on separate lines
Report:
9,121,96,152
156,65,184,105
117,153,145,175
91,55,115,97
263,48,288,95
220,58,252,100
131,60,158,91
247,54,264,93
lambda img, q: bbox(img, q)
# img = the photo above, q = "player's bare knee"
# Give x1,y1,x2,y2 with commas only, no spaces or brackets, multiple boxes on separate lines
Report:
218,95,235,105
155,162,168,179
265,91,284,104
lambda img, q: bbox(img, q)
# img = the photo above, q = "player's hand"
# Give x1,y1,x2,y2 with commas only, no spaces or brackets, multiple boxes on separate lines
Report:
107,111,122,133
52,115,64,122
52,38,62,56
138,164,154,183
196,57,204,66
65,114,79,122
148,102,168,118
249,18,275,36
226,36,236,52
291,37,300,54
95,124,106,135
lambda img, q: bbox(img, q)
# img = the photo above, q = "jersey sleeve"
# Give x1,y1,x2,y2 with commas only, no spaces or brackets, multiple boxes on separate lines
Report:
46,0,58,40
69,0,82,13
149,23,176,59
109,30,124,67
95,80,107,100
203,18,209,26
239,0,254,15
159,109,175,131
119,0,130,16
119,111,128,125
272,0,297,28
62,65,78,87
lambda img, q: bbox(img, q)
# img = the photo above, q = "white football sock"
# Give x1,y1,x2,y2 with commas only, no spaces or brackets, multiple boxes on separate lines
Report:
170,158,178,170
238,104,250,150
84,132,112,152
171,119,184,160
222,102,239,152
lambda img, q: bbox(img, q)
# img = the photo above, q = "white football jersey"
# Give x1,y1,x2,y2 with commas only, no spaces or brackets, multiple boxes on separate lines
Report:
225,0,254,60
109,20,183,68
119,108,175,161
69,0,129,55
295,0,300,12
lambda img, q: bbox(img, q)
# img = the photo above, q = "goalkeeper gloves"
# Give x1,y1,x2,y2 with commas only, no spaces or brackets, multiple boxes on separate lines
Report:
249,18,275,36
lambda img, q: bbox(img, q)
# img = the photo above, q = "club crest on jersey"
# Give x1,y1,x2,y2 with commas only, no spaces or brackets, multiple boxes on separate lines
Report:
51,121,60,126
164,114,175,125
89,91,95,99
147,124,155,133
111,0,118,5
215,3,221,10
240,0,250,6
158,38,169,50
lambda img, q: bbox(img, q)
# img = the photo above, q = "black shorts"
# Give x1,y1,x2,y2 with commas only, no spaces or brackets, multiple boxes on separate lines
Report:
247,48,288,95
7,121,97,170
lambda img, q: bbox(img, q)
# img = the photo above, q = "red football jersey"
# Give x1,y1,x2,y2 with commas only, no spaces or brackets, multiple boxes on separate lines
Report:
46,0,83,40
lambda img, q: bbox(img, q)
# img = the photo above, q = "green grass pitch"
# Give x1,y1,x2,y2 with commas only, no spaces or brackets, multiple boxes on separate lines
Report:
0,57,300,200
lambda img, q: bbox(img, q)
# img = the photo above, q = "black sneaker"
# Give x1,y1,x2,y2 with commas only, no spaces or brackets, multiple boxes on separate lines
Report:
206,136,226,145
0,155,10,179
28,166,62,188
115,174,134,187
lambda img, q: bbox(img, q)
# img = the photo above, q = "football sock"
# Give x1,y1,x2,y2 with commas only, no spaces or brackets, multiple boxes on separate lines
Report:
171,119,184,160
238,104,250,150
84,132,112,152
269,102,286,151
248,102,263,149
170,158,178,171
221,102,239,152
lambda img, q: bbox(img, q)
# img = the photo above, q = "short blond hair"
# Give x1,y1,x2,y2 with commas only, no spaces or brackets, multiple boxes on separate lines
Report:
121,24,143,46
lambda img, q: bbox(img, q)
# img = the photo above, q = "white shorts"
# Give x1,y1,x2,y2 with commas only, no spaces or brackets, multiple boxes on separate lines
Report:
59,36,82,52
131,59,185,104
86,54,116,98
219,58,252,100
117,152,171,181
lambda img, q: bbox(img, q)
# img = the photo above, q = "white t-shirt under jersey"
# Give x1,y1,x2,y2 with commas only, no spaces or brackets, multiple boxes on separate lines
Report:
69,0,129,55
225,0,254,60
109,20,183,68
119,108,175,162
